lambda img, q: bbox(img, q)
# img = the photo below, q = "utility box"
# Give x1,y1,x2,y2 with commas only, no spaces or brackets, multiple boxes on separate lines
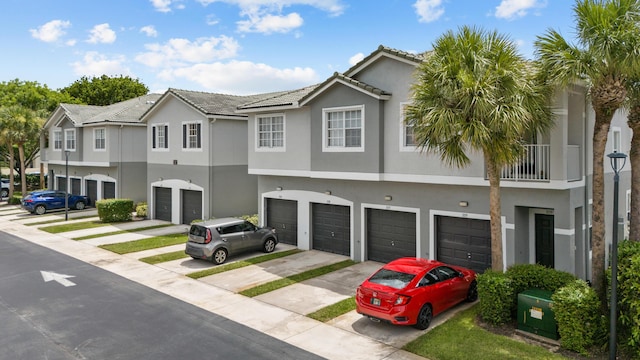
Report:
517,289,558,340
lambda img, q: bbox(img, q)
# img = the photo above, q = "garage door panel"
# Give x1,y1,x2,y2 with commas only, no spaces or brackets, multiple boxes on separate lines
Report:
181,190,202,225
437,215,491,274
155,187,172,221
312,203,350,256
267,199,298,245
367,209,416,263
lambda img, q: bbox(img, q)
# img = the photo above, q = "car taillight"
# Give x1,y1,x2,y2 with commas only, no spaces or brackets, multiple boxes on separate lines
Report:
204,228,212,244
24,199,33,203
394,295,411,306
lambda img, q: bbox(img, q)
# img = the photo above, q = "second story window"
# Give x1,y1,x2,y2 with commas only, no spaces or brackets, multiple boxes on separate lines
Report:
323,105,364,152
257,114,284,150
612,127,622,153
53,130,62,150
182,122,201,150
94,128,106,150
400,102,417,150
152,125,169,149
64,129,76,151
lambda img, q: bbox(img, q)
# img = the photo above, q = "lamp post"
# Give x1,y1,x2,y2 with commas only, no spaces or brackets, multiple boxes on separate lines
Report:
65,150,70,221
607,151,626,360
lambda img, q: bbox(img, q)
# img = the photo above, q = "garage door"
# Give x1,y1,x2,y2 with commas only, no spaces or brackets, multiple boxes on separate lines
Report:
436,216,491,274
181,190,202,225
266,199,298,245
86,180,97,206
367,208,416,263
103,182,116,199
312,203,350,256
57,176,66,192
155,187,172,221
71,178,81,195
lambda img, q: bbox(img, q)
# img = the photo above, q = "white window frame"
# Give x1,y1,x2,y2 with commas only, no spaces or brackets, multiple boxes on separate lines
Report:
53,129,62,151
182,121,202,151
64,129,76,151
399,101,417,151
152,124,169,151
94,128,106,151
256,114,286,152
322,104,365,152
612,127,622,153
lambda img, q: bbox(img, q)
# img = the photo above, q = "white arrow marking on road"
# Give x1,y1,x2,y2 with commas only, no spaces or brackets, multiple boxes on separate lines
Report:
41,271,76,287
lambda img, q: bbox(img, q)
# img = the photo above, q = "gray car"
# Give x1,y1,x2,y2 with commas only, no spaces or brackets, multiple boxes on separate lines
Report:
1,179,9,198
185,218,278,265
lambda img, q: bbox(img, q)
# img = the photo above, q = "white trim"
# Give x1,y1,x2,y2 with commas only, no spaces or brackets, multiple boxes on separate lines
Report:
528,208,555,264
53,129,63,151
48,160,111,167
181,120,203,151
64,128,76,151
399,101,418,152
255,113,286,152
322,105,365,152
151,123,169,151
360,203,421,262
150,179,204,224
345,51,420,77
611,126,622,153
93,127,106,151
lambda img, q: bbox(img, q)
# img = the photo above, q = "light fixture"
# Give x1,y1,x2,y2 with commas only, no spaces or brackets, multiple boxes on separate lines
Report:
459,201,469,207
325,190,331,195
276,186,283,191
159,177,163,181
384,195,392,201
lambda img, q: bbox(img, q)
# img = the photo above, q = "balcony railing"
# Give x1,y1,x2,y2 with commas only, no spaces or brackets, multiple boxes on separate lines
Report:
500,144,550,181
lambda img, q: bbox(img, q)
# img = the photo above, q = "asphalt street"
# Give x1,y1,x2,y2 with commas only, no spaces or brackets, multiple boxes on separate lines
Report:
0,230,325,360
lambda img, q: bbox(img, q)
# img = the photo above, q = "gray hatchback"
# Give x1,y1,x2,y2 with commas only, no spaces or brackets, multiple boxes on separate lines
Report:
185,218,278,265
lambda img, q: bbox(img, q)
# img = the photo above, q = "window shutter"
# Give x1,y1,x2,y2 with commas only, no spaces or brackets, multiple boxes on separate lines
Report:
164,125,168,148
152,127,156,148
197,123,201,148
183,124,187,148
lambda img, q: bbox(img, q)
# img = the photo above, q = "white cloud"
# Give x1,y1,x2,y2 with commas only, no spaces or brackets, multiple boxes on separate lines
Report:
237,13,303,33
197,0,345,16
66,39,77,46
348,52,364,66
206,14,220,25
150,0,173,12
140,25,158,37
495,0,545,20
135,35,240,68
29,20,71,43
71,51,131,77
87,23,116,44
414,0,444,23
159,60,318,94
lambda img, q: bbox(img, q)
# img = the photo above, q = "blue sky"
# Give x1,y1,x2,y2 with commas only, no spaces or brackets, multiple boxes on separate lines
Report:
1,0,576,95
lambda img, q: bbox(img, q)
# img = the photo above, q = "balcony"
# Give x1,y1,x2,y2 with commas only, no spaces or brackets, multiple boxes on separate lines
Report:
500,144,550,181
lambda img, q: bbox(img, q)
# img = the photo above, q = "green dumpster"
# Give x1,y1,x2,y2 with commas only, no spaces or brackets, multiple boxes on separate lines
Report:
517,289,558,340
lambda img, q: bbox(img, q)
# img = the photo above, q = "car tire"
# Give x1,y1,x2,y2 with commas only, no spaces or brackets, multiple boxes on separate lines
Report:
0,189,7,198
34,205,46,215
263,238,276,253
75,201,86,210
466,280,478,302
212,248,227,265
413,304,432,330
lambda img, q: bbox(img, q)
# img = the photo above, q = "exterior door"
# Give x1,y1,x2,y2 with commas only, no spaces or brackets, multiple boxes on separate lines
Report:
181,190,202,225
86,180,97,206
535,214,555,268
71,178,81,195
103,182,116,199
154,187,172,221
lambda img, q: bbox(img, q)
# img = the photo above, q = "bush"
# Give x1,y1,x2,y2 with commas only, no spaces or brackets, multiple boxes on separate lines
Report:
96,199,133,222
240,214,259,226
8,195,22,205
505,264,576,315
135,202,148,218
552,280,602,355
477,270,514,325
617,240,640,358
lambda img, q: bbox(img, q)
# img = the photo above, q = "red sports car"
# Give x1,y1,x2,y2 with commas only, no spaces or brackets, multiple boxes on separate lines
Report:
355,257,477,330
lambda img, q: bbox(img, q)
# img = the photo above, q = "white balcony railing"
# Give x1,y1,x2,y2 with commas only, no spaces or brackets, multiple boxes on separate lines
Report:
500,144,550,181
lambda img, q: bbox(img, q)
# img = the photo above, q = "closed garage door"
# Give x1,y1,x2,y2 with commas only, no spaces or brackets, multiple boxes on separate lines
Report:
181,190,202,225
367,209,416,263
57,176,66,192
155,187,172,221
312,203,350,256
71,178,81,195
103,182,116,199
266,199,298,245
436,216,491,274
86,180,97,206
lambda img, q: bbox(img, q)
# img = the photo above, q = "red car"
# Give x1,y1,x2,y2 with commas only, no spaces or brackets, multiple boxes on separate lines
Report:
355,257,477,330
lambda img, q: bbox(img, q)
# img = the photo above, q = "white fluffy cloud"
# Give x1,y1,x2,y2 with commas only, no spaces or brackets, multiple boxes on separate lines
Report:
71,51,131,77
140,25,158,37
495,0,545,20
414,0,444,23
348,52,364,66
135,35,240,68
29,20,71,43
87,23,116,44
237,12,303,33
150,0,173,12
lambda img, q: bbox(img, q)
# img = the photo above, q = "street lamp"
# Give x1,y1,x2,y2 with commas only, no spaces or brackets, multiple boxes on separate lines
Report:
65,150,70,221
607,151,626,360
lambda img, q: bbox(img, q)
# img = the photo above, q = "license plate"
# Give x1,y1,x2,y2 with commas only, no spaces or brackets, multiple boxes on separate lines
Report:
371,298,380,306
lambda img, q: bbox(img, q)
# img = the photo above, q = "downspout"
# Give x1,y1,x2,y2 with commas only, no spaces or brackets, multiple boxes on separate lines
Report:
119,124,123,198
583,88,590,281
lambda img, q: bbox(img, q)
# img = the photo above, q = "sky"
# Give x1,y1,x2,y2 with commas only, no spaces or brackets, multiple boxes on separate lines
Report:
0,0,577,95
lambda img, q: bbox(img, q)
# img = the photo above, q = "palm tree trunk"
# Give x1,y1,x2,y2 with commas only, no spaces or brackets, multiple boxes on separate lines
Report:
627,106,640,241
485,154,504,271
18,144,26,195
7,145,15,199
591,118,611,300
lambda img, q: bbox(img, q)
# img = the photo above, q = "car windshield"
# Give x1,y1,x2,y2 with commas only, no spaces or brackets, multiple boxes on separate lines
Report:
368,269,415,289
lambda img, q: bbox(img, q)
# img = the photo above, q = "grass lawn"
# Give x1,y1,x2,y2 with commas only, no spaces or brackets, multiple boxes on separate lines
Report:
40,220,117,233
23,215,98,226
240,260,356,297
99,233,187,254
307,296,356,322
73,224,173,240
186,249,302,279
403,304,569,360
139,250,189,264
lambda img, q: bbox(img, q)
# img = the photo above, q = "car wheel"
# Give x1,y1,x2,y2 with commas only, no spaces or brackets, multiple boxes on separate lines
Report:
75,201,86,210
263,238,276,253
466,280,478,302
34,205,46,215
0,189,7,198
212,248,227,265
413,304,432,330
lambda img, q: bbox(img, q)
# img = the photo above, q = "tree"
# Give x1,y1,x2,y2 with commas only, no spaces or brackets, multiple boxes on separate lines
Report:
61,75,149,106
405,26,554,272
0,106,42,195
535,0,640,299
626,80,640,241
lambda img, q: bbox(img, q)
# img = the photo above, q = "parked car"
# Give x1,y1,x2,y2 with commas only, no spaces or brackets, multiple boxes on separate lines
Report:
1,179,9,198
185,218,278,265
355,257,477,330
21,190,89,215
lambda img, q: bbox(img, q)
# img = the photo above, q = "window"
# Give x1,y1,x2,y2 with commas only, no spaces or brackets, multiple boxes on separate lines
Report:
612,127,622,153
400,102,416,150
94,128,106,150
152,125,169,150
257,114,284,150
323,105,364,152
64,129,76,151
53,130,62,150
182,122,201,149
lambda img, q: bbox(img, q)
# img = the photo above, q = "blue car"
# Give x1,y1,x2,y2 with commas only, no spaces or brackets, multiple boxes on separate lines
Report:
22,190,89,215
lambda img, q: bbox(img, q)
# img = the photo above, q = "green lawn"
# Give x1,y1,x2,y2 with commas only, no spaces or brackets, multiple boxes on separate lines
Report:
73,224,173,240
40,220,116,233
307,296,356,322
99,233,187,254
23,215,98,226
186,249,302,279
139,250,189,264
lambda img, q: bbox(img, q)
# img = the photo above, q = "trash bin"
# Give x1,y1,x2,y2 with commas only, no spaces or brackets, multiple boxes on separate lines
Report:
517,289,558,340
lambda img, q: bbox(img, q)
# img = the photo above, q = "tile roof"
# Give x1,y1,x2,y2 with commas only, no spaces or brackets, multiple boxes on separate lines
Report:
167,88,286,117
343,45,426,76
57,94,162,126
298,72,391,105
237,84,320,110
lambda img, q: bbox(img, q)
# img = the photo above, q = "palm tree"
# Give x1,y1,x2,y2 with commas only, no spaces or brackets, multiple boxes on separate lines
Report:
626,80,640,241
406,26,554,272
535,0,640,298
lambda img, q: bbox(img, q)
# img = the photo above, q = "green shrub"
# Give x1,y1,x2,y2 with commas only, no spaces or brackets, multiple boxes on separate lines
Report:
8,195,22,205
240,214,259,226
96,199,133,222
477,270,514,325
505,264,576,315
617,240,640,358
552,280,602,355
135,202,148,218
